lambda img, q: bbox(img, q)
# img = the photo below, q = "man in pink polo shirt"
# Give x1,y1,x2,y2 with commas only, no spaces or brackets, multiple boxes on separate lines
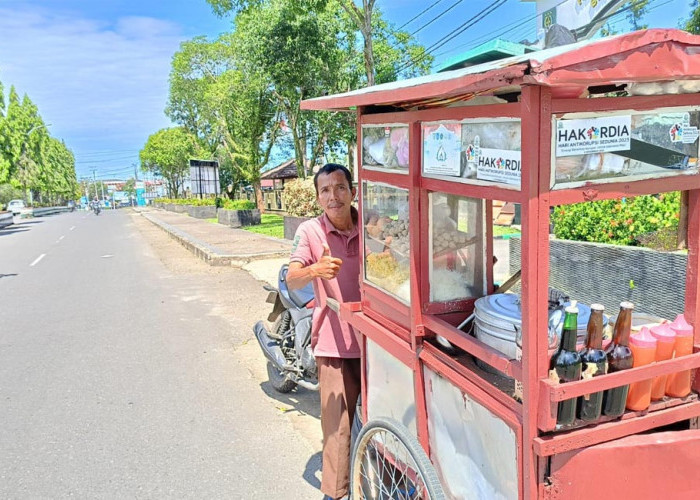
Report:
286,163,360,500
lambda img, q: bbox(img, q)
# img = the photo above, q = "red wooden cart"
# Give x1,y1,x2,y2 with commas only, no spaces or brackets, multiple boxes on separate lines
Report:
302,29,700,499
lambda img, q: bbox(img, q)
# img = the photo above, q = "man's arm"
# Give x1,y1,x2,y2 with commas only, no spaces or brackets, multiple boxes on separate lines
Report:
287,244,343,290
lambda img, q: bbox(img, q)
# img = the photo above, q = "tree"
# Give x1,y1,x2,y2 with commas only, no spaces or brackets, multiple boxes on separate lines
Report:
167,34,281,210
626,0,649,31
140,128,200,198
685,1,700,34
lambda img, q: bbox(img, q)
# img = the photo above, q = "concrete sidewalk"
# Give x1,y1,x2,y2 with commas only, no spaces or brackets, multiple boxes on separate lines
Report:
137,207,290,286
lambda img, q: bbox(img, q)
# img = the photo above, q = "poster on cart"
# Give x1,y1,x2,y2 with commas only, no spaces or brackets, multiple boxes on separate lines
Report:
421,119,522,189
552,108,700,189
475,148,521,187
423,123,461,176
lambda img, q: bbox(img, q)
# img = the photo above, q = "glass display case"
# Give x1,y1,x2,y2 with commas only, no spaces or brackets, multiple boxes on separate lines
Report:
363,181,411,302
362,124,409,172
428,193,486,302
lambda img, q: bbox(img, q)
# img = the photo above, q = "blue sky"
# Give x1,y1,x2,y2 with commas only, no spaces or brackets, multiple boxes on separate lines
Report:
0,0,693,181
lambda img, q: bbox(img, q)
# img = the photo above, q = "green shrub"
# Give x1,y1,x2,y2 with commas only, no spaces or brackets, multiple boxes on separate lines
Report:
551,192,680,246
282,178,323,217
221,199,256,210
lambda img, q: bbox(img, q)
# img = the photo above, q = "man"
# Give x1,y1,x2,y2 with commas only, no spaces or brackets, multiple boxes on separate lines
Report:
286,163,360,500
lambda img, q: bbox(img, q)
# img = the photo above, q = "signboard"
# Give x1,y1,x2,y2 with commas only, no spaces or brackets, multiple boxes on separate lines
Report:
189,159,220,196
536,0,625,40
476,148,522,186
422,123,462,176
555,116,631,157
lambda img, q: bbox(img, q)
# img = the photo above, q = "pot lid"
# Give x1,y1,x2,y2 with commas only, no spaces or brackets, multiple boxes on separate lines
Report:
475,294,605,329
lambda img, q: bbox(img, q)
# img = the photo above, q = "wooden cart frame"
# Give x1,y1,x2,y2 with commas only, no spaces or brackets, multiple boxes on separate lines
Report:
302,29,700,499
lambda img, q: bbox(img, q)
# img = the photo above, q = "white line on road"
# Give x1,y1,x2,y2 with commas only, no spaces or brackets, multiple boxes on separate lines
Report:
69,226,76,231
57,235,65,242
30,254,46,267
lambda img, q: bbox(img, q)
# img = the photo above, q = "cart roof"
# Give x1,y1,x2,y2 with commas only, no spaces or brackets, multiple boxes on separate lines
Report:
300,29,700,112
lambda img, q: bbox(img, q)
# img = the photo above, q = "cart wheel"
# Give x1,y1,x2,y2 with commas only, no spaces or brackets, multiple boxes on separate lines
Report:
350,417,444,500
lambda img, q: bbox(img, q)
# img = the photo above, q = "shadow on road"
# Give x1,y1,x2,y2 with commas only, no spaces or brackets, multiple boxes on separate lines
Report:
259,378,321,420
0,227,30,235
0,273,18,279
303,451,322,490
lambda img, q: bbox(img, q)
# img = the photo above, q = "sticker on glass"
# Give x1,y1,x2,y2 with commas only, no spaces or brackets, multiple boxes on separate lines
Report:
423,123,461,176
556,116,631,157
476,148,521,186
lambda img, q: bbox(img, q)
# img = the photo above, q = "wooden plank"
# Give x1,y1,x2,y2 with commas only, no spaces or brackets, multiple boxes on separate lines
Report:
549,174,700,206
541,349,700,402
533,401,700,457
422,314,521,380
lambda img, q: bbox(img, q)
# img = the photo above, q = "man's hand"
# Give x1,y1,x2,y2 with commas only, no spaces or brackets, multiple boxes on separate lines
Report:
314,244,343,280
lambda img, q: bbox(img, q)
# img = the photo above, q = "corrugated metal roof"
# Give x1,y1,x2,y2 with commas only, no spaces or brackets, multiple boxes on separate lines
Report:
301,29,700,112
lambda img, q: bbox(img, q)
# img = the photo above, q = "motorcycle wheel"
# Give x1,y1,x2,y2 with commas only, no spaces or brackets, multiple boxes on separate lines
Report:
266,361,297,393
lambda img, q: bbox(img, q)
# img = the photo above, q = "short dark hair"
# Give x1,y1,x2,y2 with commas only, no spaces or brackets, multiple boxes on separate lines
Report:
313,163,352,194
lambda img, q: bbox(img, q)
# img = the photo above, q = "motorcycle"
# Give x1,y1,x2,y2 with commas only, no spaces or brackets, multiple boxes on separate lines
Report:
254,264,318,393
91,201,101,215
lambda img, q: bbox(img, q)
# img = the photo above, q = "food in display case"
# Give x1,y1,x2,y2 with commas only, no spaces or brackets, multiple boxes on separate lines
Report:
362,125,409,170
363,182,410,301
429,193,484,302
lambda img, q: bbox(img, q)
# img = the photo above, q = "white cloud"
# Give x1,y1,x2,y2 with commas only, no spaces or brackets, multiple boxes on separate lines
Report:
0,5,188,175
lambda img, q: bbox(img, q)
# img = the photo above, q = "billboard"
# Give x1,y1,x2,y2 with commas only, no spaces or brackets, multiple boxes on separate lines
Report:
189,159,220,196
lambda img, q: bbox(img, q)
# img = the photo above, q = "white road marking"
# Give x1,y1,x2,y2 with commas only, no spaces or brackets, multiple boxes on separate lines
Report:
30,254,46,267
69,226,76,231
101,255,114,258
57,235,65,242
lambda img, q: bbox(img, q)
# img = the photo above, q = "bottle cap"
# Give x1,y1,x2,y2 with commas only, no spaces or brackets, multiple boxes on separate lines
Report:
565,299,578,314
650,323,676,343
630,326,658,348
620,301,635,310
591,303,605,312
671,314,693,337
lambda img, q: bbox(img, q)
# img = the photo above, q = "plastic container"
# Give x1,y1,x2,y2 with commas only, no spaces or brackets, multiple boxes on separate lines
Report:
666,314,694,398
649,323,676,400
626,327,657,411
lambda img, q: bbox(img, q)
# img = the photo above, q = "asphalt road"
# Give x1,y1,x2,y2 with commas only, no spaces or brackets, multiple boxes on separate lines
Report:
0,210,321,498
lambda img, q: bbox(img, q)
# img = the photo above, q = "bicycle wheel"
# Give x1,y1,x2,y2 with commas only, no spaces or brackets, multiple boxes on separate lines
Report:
350,417,445,500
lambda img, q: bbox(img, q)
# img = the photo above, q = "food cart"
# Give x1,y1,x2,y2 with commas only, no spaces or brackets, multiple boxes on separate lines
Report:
301,29,700,499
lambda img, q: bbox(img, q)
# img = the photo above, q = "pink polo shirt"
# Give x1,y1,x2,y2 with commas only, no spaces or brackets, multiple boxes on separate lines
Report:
289,210,360,358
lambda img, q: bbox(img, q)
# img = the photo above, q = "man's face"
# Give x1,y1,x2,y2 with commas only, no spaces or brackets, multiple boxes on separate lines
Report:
316,170,356,220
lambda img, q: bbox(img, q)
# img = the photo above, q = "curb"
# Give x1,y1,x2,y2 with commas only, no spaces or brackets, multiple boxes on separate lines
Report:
141,212,290,267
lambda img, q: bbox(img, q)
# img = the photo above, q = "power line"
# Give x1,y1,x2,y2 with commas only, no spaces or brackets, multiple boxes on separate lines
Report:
397,0,446,30
410,0,466,36
75,154,139,164
397,0,507,73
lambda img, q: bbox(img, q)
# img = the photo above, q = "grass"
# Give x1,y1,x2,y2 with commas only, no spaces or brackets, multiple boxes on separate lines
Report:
493,225,521,237
242,213,285,239
205,217,218,224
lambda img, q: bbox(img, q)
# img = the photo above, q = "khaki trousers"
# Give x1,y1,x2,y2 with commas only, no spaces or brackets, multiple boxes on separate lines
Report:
317,356,362,499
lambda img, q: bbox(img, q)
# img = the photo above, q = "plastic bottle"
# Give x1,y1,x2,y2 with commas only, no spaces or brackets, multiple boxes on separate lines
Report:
603,301,635,417
550,302,582,426
626,327,657,411
578,304,607,422
649,323,676,400
666,314,694,398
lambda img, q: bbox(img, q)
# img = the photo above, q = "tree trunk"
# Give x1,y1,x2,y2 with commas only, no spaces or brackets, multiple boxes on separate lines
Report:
254,180,265,214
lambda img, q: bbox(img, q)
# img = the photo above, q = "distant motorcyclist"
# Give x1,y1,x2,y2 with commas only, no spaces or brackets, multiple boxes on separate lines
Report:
91,197,101,215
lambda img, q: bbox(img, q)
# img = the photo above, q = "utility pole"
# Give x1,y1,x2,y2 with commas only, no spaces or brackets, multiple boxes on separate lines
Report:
92,169,98,200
